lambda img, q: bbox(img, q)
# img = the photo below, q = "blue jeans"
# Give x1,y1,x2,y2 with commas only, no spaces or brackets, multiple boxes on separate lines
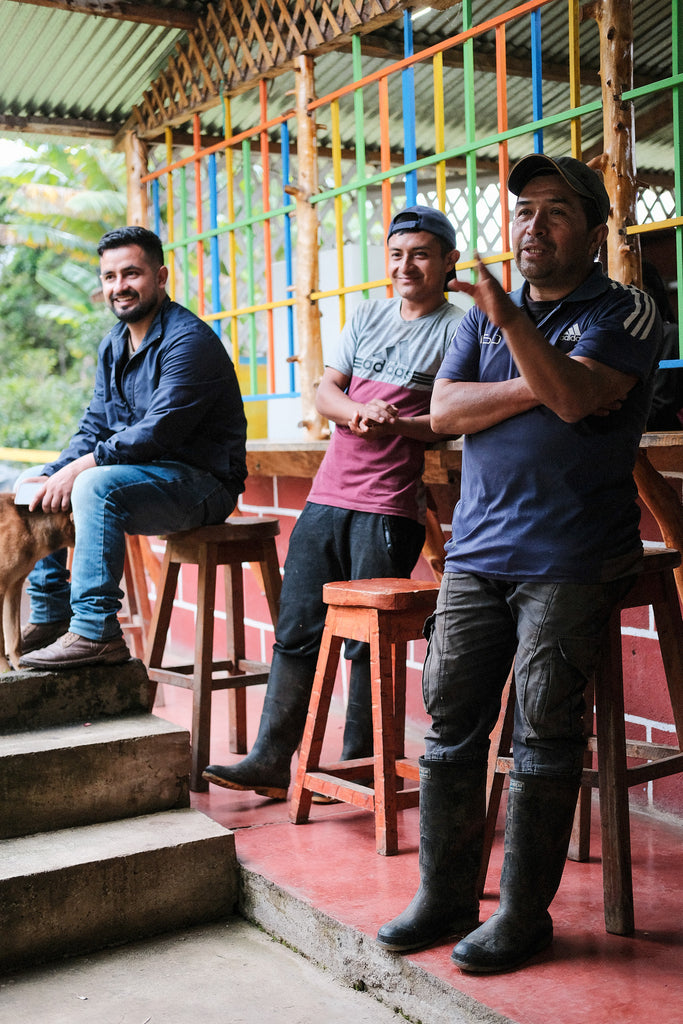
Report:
421,570,635,777
25,462,236,641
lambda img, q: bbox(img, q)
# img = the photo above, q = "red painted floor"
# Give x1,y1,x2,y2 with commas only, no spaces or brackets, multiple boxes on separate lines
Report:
155,683,683,1024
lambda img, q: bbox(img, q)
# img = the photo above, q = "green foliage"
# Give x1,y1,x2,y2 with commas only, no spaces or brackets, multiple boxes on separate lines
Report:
0,141,126,452
0,349,94,451
0,142,127,258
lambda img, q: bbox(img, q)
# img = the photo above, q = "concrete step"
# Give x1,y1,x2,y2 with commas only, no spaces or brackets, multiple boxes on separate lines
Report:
0,659,152,733
0,714,190,839
0,808,238,973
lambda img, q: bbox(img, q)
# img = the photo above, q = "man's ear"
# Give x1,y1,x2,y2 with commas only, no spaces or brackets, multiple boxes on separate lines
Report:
158,264,169,289
590,224,609,258
444,249,460,288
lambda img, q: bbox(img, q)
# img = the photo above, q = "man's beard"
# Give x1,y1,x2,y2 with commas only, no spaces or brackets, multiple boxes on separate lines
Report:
109,292,159,324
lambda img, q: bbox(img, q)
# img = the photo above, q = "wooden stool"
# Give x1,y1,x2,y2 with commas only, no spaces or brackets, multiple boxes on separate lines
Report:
480,548,683,935
289,578,440,855
144,516,282,791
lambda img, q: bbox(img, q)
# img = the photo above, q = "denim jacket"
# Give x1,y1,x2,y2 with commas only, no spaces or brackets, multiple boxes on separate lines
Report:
45,297,247,501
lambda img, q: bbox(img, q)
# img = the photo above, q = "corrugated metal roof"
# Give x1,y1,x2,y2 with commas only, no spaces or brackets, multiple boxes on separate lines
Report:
0,0,676,179
0,1,210,138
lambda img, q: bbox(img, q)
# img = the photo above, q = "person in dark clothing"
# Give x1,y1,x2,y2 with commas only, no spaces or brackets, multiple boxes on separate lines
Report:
19,226,247,670
377,155,661,974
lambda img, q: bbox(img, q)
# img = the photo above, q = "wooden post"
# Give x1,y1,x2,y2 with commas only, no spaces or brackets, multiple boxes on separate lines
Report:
584,0,683,601
583,0,641,286
291,55,326,440
123,130,149,227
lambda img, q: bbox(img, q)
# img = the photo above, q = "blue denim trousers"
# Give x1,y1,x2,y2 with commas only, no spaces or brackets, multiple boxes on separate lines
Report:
25,461,236,641
421,570,635,777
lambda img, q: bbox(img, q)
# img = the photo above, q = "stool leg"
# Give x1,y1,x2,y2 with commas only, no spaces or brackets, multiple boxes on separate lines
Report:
568,767,593,863
652,572,683,740
190,543,218,792
258,543,282,627
478,672,514,896
392,643,407,765
144,553,181,711
120,535,150,660
223,561,248,754
568,676,595,863
290,628,344,824
371,618,400,856
595,620,634,936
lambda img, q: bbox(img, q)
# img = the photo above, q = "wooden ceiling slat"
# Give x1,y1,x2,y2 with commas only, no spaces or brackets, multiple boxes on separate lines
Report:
131,0,406,137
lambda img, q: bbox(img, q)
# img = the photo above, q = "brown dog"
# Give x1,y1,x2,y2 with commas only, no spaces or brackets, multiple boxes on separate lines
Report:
0,493,75,672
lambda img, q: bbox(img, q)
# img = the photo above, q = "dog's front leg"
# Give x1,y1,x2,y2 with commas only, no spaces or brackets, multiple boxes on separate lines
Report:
0,603,11,673
3,577,25,671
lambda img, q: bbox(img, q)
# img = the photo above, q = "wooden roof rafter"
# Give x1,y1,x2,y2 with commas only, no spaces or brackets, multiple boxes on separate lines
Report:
6,0,202,30
127,0,406,139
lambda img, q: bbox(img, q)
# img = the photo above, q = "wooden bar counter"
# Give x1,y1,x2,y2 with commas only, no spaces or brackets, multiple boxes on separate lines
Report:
246,433,683,599
247,433,683,479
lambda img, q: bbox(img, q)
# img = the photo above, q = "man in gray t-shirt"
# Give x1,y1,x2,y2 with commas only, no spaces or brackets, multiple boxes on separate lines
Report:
202,206,463,800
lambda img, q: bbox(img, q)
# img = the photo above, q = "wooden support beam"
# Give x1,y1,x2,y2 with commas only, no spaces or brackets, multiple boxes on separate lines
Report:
582,0,683,602
291,55,326,442
0,113,117,139
584,0,641,286
124,130,149,227
5,0,199,29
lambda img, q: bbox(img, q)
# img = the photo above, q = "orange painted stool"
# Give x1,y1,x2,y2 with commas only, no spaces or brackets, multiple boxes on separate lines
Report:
144,516,282,791
290,578,439,855
479,547,683,935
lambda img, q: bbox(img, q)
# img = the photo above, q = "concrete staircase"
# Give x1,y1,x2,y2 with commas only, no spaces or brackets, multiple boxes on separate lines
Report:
0,660,238,973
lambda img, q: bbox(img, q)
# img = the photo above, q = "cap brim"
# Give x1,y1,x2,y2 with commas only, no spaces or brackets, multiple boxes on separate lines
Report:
508,154,562,196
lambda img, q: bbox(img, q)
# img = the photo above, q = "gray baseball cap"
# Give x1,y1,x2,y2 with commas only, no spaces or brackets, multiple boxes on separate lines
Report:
387,205,457,250
508,154,610,223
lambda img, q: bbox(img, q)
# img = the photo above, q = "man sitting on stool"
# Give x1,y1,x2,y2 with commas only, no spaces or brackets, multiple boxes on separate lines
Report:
19,226,246,670
203,205,464,799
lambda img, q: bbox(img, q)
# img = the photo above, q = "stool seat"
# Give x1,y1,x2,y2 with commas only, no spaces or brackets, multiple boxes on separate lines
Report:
480,546,683,935
290,577,439,855
144,515,281,791
323,578,442,611
163,517,279,547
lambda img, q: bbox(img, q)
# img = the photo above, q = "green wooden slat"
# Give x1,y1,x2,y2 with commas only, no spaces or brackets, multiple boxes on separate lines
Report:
672,0,683,348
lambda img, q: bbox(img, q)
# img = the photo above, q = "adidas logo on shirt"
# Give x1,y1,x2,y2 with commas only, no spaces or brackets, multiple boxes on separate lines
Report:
559,323,582,348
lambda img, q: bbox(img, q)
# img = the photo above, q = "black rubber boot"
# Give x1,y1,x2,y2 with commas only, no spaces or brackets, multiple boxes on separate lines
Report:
451,771,580,974
376,759,485,952
203,650,318,799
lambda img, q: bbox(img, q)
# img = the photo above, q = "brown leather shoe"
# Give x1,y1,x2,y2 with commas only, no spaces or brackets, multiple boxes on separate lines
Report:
20,620,70,655
19,631,130,670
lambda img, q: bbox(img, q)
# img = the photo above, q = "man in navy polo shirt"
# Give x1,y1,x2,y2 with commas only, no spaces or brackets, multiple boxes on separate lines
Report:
377,156,661,973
